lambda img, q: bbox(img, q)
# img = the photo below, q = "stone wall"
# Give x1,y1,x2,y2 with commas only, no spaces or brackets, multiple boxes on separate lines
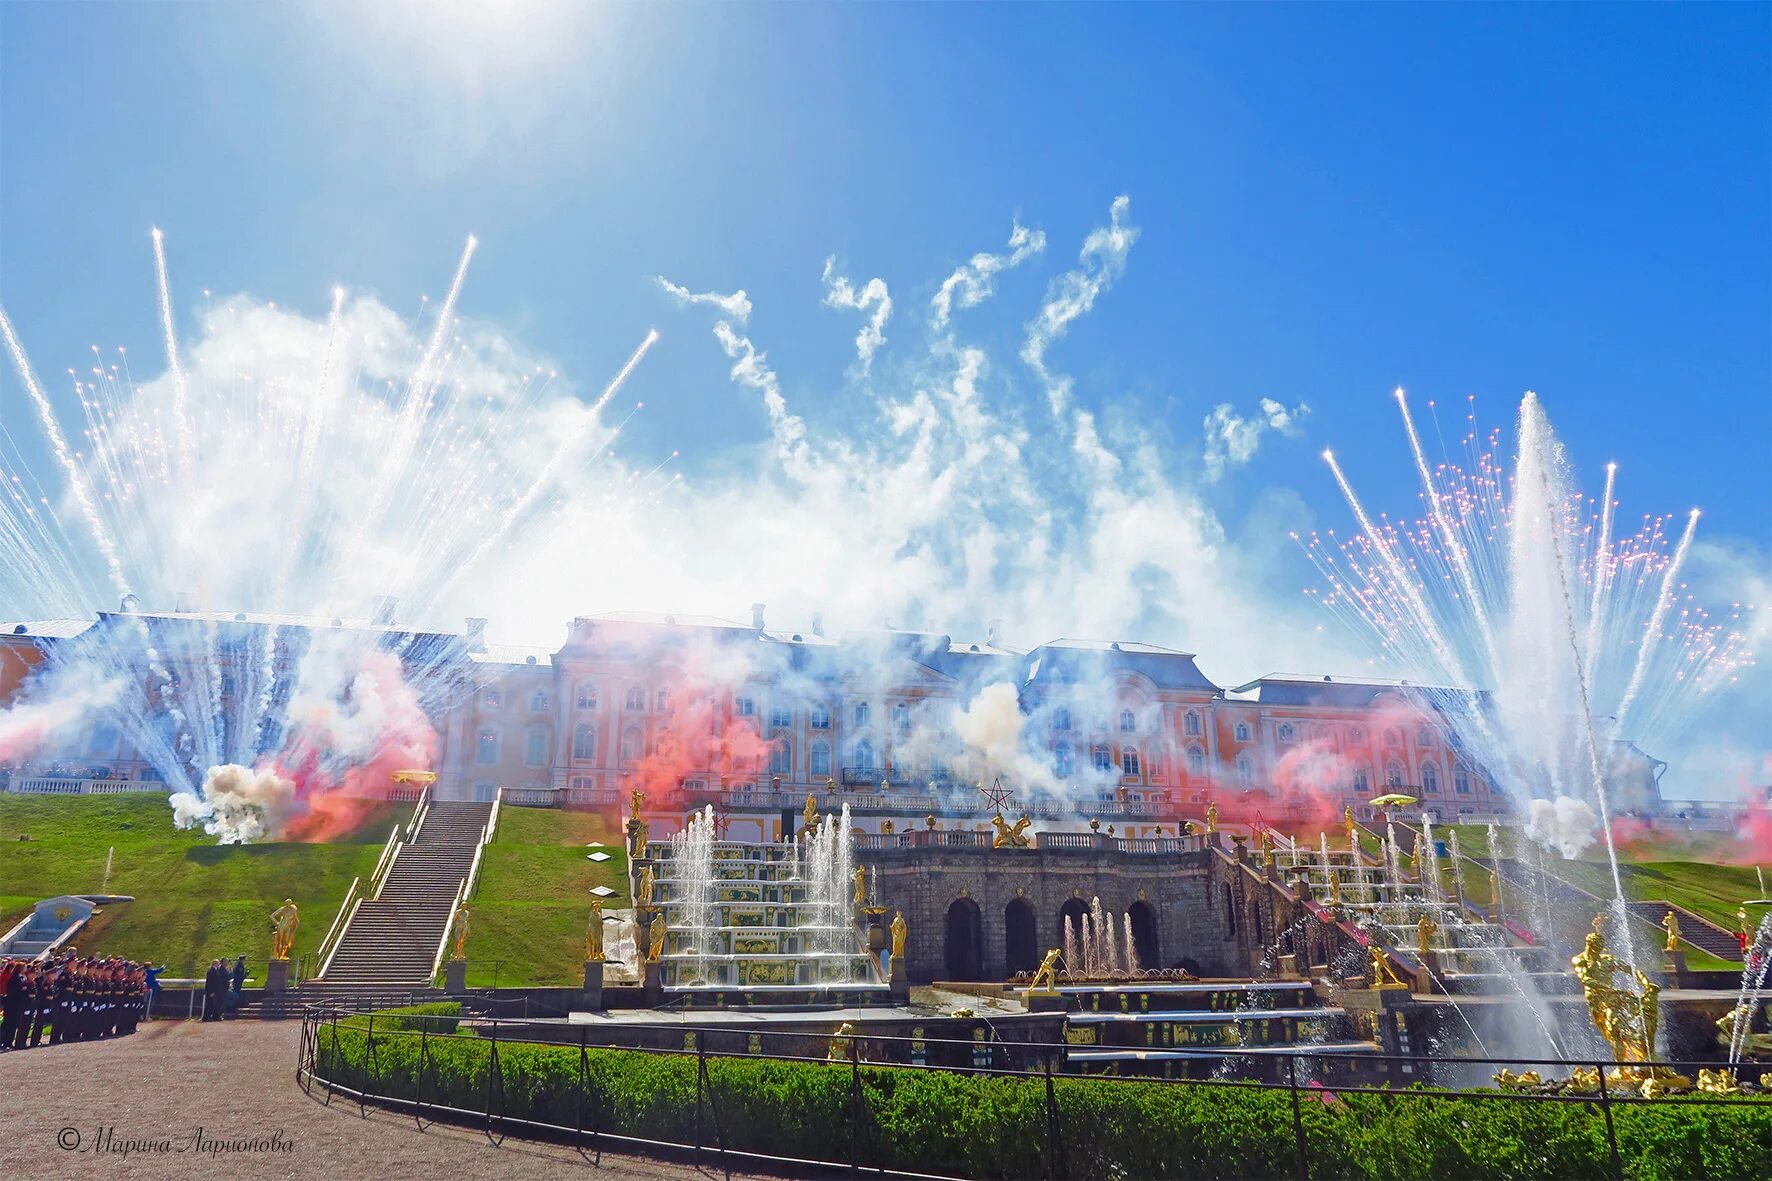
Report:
864,845,1248,982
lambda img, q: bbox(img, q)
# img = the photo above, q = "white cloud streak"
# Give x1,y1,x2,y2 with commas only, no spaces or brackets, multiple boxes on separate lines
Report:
1021,195,1139,415
821,258,892,375
1202,397,1310,481
931,220,1047,330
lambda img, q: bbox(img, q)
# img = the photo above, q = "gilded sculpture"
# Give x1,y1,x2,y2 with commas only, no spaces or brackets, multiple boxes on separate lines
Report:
800,793,820,838
636,864,655,905
852,865,868,907
269,898,300,961
1204,801,1218,834
648,912,667,963
1369,945,1408,989
991,812,1032,848
1571,914,1660,1066
1416,914,1439,959
450,905,471,961
585,901,606,963
1025,947,1062,997
890,911,907,961
1661,910,1681,953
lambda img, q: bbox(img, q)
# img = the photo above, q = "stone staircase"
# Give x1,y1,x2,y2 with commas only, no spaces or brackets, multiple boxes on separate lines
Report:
1625,899,1743,962
307,800,491,993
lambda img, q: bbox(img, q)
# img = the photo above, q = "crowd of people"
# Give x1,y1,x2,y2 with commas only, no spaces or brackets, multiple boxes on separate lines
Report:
0,952,160,1050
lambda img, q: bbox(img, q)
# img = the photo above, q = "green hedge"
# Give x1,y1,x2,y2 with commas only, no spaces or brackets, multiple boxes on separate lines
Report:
313,1021,1772,1180
337,1003,463,1036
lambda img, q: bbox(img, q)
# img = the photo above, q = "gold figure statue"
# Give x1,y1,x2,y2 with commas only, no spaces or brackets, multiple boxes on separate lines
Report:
1025,947,1063,997
828,1021,859,1061
1328,870,1343,907
647,912,667,963
585,901,606,963
1572,914,1661,1066
1181,820,1197,836
1489,868,1501,913
1493,1068,1542,1089
1343,805,1356,841
269,898,300,961
450,905,471,962
1369,945,1408,990
635,864,655,905
1662,910,1681,953
800,794,820,838
991,812,1032,848
1204,801,1218,834
626,789,650,856
853,865,868,906
1416,914,1439,958
1715,1005,1772,1060
1696,1068,1743,1095
883,819,894,834
890,911,907,961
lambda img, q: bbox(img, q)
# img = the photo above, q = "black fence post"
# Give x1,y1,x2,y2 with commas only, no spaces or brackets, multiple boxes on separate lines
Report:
850,1035,862,1176
1595,1063,1625,1181
696,1040,706,1163
1043,1052,1065,1181
1287,1054,1310,1181
485,1020,505,1145
362,1011,377,1116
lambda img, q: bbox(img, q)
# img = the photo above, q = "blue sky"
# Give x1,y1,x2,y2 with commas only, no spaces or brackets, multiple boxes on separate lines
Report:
1,2,1766,675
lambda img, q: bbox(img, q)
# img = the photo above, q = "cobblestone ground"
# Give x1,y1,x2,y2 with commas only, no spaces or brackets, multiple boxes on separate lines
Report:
0,1019,777,1180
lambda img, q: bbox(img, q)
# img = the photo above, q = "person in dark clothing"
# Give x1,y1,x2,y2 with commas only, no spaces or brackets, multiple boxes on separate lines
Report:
201,959,224,1022
0,963,23,1050
227,954,246,1016
29,967,53,1046
49,965,71,1044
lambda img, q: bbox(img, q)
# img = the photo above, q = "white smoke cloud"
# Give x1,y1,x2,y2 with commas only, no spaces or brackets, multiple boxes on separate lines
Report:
1021,195,1139,415
170,762,299,845
1525,795,1600,858
1202,398,1311,481
932,220,1047,330
821,258,892,375
654,278,753,323
0,664,123,763
951,681,1056,798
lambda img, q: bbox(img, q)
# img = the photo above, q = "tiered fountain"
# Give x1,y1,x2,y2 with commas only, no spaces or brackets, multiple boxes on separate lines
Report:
635,803,887,1001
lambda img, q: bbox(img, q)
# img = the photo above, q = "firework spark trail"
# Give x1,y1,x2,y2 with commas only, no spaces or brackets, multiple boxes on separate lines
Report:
1397,388,1499,662
1614,506,1699,728
1580,461,1617,697
151,228,196,481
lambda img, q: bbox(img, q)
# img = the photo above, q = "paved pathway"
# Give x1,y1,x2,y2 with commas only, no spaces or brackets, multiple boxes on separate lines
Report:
0,1019,774,1180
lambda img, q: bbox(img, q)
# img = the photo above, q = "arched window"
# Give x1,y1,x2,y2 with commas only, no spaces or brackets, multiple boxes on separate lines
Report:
1383,728,1401,749
1184,711,1202,737
770,737,792,776
576,683,598,710
810,741,831,777
476,728,499,765
620,727,642,763
893,702,911,733
810,706,831,730
1119,709,1136,732
624,687,645,711
656,689,670,711
1052,707,1072,731
1277,722,1296,742
572,725,596,761
1386,760,1405,789
1092,745,1112,773
524,726,549,767
1234,721,1251,743
854,739,875,771
1454,763,1472,794
1353,766,1370,792
1236,753,1254,787
1422,763,1440,794
1122,747,1140,777
1187,747,1205,777
1054,742,1074,778
854,702,871,729
529,690,549,713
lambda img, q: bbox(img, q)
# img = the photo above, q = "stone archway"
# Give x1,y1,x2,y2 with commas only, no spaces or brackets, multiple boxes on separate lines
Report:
1126,900,1159,970
1004,897,1039,976
943,897,985,981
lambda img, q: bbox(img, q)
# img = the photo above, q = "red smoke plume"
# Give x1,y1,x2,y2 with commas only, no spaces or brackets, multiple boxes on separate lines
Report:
625,679,772,806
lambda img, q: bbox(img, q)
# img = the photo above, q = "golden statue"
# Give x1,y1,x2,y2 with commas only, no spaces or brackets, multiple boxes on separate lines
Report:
882,819,894,834
585,901,606,963
852,865,868,906
450,905,470,961
635,864,655,905
1204,801,1218,834
1715,1005,1772,1060
626,789,649,856
890,911,907,961
1257,829,1273,867
1328,870,1343,907
1369,945,1408,990
1493,1069,1542,1089
1572,914,1660,1066
991,812,1031,848
1181,820,1197,836
1489,868,1501,912
1661,910,1681,953
269,898,300,961
828,1020,858,1061
1343,804,1356,841
1416,914,1439,958
1025,947,1063,997
1696,1068,1742,1095
647,912,667,963
800,793,820,838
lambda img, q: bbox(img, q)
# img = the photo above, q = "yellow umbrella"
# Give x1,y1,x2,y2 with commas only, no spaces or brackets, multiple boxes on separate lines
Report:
1369,793,1419,808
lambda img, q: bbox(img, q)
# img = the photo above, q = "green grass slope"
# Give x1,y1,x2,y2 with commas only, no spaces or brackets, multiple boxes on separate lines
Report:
0,794,400,977
460,804,629,987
